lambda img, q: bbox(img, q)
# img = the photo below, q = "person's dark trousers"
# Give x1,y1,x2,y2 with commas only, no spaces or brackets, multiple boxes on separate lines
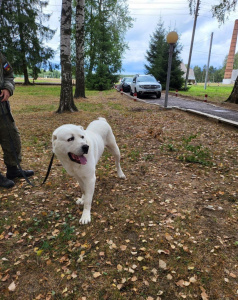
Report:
0,112,22,167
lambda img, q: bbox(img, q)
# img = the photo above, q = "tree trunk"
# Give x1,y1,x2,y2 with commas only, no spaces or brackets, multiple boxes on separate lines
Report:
87,1,95,77
57,0,78,113
16,0,30,85
226,76,238,104
22,58,30,85
74,0,85,98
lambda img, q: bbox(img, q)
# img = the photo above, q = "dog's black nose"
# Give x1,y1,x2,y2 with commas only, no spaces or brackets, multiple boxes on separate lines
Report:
82,144,89,154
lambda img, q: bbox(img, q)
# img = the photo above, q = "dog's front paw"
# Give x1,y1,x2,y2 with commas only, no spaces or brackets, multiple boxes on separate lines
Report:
76,198,84,205
79,210,91,225
118,172,126,179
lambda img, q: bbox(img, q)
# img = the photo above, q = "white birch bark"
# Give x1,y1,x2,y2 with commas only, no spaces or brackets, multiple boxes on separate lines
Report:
57,0,78,113
74,0,85,98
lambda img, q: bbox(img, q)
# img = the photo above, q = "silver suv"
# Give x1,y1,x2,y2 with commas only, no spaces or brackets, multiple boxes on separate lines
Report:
130,74,162,98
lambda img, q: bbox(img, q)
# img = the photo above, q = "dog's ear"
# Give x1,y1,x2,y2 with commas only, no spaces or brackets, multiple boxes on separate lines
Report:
52,134,57,152
52,134,57,141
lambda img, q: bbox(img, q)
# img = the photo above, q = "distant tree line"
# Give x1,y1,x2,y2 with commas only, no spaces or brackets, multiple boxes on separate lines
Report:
193,65,224,83
38,69,61,79
17,68,61,79
193,52,238,83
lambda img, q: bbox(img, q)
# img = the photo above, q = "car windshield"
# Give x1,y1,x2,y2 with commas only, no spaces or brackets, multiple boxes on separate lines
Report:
125,77,133,82
137,76,157,83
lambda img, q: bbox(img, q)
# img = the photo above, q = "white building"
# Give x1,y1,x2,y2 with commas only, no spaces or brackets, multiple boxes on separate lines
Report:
180,63,196,84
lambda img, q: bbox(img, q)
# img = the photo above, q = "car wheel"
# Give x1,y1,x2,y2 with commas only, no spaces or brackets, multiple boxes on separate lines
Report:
136,90,142,98
130,87,133,96
156,92,161,99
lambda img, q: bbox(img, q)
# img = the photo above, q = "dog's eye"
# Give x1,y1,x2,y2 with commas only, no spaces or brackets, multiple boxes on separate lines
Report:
81,136,84,139
67,137,74,142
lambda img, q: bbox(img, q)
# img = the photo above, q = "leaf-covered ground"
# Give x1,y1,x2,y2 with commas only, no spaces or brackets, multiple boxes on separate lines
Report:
0,89,238,300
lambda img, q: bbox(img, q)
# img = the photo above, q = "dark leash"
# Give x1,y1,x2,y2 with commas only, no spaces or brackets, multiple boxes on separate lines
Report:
0,99,54,187
41,153,54,185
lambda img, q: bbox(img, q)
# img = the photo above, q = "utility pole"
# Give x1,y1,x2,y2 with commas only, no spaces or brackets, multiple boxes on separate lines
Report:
185,0,200,89
204,32,213,90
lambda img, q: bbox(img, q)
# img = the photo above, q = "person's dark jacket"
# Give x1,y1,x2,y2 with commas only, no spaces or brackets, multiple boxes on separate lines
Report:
0,52,15,115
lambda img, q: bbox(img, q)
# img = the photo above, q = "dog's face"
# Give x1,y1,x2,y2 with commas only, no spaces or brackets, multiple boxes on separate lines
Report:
52,124,89,165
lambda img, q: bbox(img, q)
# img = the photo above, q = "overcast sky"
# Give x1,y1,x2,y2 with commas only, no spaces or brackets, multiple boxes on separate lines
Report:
44,0,238,75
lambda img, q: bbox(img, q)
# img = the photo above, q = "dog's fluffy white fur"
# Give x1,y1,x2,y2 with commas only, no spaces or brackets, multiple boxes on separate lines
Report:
52,117,126,224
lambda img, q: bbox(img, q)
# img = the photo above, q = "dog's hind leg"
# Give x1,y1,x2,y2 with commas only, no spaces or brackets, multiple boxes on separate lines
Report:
106,141,126,179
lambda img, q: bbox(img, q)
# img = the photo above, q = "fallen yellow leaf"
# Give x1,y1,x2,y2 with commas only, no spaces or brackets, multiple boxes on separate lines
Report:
93,272,101,278
8,281,16,292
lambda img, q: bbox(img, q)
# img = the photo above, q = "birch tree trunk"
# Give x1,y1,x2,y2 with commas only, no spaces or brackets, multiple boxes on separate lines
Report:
87,2,96,77
57,0,78,113
74,0,85,98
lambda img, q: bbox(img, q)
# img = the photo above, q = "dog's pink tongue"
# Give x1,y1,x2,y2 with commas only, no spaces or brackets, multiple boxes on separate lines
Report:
79,155,87,165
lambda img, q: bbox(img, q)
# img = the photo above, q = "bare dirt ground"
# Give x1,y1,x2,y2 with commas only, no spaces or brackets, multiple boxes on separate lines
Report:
0,90,238,299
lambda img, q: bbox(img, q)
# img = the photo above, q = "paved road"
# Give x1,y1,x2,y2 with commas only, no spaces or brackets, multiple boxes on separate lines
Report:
126,92,238,127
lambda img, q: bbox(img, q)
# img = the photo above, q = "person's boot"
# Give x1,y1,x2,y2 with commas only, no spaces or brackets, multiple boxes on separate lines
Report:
6,166,34,180
0,173,15,188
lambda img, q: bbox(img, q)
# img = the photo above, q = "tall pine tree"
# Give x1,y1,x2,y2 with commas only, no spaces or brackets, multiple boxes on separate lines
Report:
0,0,55,84
145,20,184,90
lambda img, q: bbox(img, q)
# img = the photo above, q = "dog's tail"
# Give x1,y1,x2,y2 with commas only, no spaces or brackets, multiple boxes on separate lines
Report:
98,117,107,123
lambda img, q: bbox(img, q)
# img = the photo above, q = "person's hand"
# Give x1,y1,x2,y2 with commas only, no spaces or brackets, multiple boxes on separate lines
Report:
0,89,10,102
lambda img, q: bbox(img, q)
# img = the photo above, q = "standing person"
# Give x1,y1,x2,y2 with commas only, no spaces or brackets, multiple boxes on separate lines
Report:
0,51,34,188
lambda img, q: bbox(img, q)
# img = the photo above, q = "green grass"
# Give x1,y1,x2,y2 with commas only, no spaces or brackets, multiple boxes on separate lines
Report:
128,149,140,161
107,102,124,111
15,80,233,104
172,83,233,103
17,104,57,113
78,102,104,112
162,134,213,166
15,85,61,97
14,84,110,99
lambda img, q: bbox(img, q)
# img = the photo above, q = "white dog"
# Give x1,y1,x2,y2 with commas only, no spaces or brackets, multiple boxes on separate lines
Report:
52,117,126,224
